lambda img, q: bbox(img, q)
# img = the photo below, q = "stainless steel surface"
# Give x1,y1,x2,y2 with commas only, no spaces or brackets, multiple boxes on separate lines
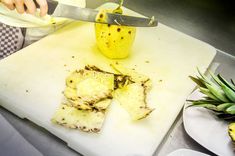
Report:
0,113,43,156
0,0,235,156
53,3,157,27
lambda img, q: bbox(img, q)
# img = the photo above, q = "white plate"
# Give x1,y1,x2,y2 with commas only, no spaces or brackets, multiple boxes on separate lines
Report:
183,90,234,156
167,149,210,156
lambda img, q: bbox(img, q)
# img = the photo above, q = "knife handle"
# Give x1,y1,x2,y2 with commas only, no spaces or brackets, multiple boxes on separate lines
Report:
32,0,58,15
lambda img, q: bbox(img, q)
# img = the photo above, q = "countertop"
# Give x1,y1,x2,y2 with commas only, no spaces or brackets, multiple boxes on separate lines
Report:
1,0,235,156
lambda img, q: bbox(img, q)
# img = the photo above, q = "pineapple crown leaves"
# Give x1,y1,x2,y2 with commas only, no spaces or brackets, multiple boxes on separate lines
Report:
187,69,235,116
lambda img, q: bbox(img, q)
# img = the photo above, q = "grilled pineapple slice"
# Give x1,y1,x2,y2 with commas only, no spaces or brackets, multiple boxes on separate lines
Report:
64,69,114,110
228,123,235,143
114,82,154,120
95,9,136,59
51,104,107,133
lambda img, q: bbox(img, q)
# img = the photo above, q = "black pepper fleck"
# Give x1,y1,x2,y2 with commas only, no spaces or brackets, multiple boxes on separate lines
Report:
117,28,121,32
128,31,131,34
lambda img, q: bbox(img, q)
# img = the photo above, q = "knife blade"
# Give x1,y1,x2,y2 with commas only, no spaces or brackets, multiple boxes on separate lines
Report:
36,0,157,27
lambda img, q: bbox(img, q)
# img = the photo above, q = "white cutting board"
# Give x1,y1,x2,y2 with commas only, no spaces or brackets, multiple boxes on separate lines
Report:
0,3,216,156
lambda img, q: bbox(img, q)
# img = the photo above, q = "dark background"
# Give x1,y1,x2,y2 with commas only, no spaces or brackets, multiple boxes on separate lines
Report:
87,0,235,56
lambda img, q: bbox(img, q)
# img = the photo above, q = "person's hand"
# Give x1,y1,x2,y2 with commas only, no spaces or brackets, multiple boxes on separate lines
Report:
1,0,48,16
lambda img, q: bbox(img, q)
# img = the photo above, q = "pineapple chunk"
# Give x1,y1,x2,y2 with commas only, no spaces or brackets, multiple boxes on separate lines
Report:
64,69,114,110
229,123,235,143
114,83,154,120
95,9,136,59
51,104,106,133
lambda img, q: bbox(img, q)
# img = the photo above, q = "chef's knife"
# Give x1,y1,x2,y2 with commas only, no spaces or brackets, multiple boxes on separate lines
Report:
34,0,157,27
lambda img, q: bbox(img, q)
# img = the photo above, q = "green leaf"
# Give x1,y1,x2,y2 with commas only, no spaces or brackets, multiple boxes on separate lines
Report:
189,76,206,88
199,87,220,101
209,72,235,102
221,84,235,102
217,103,235,111
231,79,235,86
226,105,235,115
197,68,206,80
189,99,219,105
197,68,213,85
209,71,222,86
218,74,235,92
205,83,229,102
191,103,218,111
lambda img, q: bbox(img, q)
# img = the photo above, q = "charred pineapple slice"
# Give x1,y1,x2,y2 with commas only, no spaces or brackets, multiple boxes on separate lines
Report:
65,69,114,110
228,123,235,143
51,104,107,133
114,83,154,120
95,9,136,59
